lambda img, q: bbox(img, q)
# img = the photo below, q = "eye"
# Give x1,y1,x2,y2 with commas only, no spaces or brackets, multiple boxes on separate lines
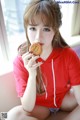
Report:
43,28,50,32
29,27,36,31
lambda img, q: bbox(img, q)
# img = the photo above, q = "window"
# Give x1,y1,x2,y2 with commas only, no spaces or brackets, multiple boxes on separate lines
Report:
0,0,31,75
0,0,80,75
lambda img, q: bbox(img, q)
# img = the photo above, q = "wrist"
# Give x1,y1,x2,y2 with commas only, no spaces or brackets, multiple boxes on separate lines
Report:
29,73,37,79
29,69,37,77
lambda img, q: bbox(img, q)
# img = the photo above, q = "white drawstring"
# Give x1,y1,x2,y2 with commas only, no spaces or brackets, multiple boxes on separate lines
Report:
41,78,48,99
52,59,57,107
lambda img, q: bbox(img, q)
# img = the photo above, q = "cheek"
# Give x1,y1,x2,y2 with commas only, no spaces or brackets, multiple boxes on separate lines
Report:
27,30,36,43
44,34,54,45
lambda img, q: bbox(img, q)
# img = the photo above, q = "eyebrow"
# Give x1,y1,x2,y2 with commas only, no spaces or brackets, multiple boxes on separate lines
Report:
29,24,50,27
29,24,38,26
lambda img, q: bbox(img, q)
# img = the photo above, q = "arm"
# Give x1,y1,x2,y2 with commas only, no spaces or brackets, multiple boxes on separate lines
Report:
72,85,80,106
21,74,36,112
21,53,42,112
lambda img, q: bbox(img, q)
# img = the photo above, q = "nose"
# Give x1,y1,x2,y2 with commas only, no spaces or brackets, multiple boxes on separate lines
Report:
35,30,42,43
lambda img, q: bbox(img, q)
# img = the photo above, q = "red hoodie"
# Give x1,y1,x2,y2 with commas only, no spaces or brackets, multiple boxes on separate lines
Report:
13,47,80,108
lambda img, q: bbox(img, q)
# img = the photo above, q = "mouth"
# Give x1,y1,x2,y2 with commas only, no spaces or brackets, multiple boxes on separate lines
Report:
32,42,44,46
39,43,44,46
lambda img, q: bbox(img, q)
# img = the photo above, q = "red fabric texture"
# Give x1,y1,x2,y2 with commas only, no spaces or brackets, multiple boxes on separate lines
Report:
13,47,80,108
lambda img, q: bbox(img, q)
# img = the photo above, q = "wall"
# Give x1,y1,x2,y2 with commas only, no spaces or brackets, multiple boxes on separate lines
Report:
0,72,21,112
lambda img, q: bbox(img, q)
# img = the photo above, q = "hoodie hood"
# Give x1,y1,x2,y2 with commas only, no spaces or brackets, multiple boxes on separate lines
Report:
37,48,64,63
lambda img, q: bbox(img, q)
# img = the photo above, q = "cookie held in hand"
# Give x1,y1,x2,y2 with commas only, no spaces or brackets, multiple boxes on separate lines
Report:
29,43,42,56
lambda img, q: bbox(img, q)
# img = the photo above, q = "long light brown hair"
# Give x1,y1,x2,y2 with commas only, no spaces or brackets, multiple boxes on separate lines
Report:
18,0,69,94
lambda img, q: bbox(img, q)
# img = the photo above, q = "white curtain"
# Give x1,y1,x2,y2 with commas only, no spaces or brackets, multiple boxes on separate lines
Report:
60,0,80,38
71,0,80,36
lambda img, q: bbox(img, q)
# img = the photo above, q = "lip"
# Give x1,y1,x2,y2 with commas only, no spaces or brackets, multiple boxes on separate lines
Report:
39,43,44,45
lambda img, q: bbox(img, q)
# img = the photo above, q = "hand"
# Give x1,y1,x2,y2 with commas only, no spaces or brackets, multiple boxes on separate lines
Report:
22,52,43,76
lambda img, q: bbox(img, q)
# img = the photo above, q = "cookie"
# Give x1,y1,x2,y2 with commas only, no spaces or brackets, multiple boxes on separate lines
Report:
29,43,42,56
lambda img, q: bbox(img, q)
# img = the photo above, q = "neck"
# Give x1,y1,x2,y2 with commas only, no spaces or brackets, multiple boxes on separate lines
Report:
40,46,53,60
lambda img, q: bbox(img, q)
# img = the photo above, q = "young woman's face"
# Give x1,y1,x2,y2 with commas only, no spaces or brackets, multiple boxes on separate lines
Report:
27,15,55,48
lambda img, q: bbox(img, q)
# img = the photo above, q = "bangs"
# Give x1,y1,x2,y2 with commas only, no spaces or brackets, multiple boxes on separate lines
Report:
24,1,56,28
28,13,53,27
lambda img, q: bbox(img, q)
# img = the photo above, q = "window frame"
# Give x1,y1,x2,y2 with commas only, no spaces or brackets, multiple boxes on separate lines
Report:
0,1,9,62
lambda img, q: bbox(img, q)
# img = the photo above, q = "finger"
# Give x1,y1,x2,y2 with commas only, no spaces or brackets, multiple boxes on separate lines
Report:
28,56,40,67
22,52,29,58
22,53,33,62
22,52,33,60
22,54,33,66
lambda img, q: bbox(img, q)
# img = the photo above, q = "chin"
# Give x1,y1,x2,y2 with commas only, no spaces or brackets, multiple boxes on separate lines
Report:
43,45,51,48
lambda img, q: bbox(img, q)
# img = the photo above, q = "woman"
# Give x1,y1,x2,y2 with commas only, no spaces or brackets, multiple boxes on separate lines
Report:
8,0,80,120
